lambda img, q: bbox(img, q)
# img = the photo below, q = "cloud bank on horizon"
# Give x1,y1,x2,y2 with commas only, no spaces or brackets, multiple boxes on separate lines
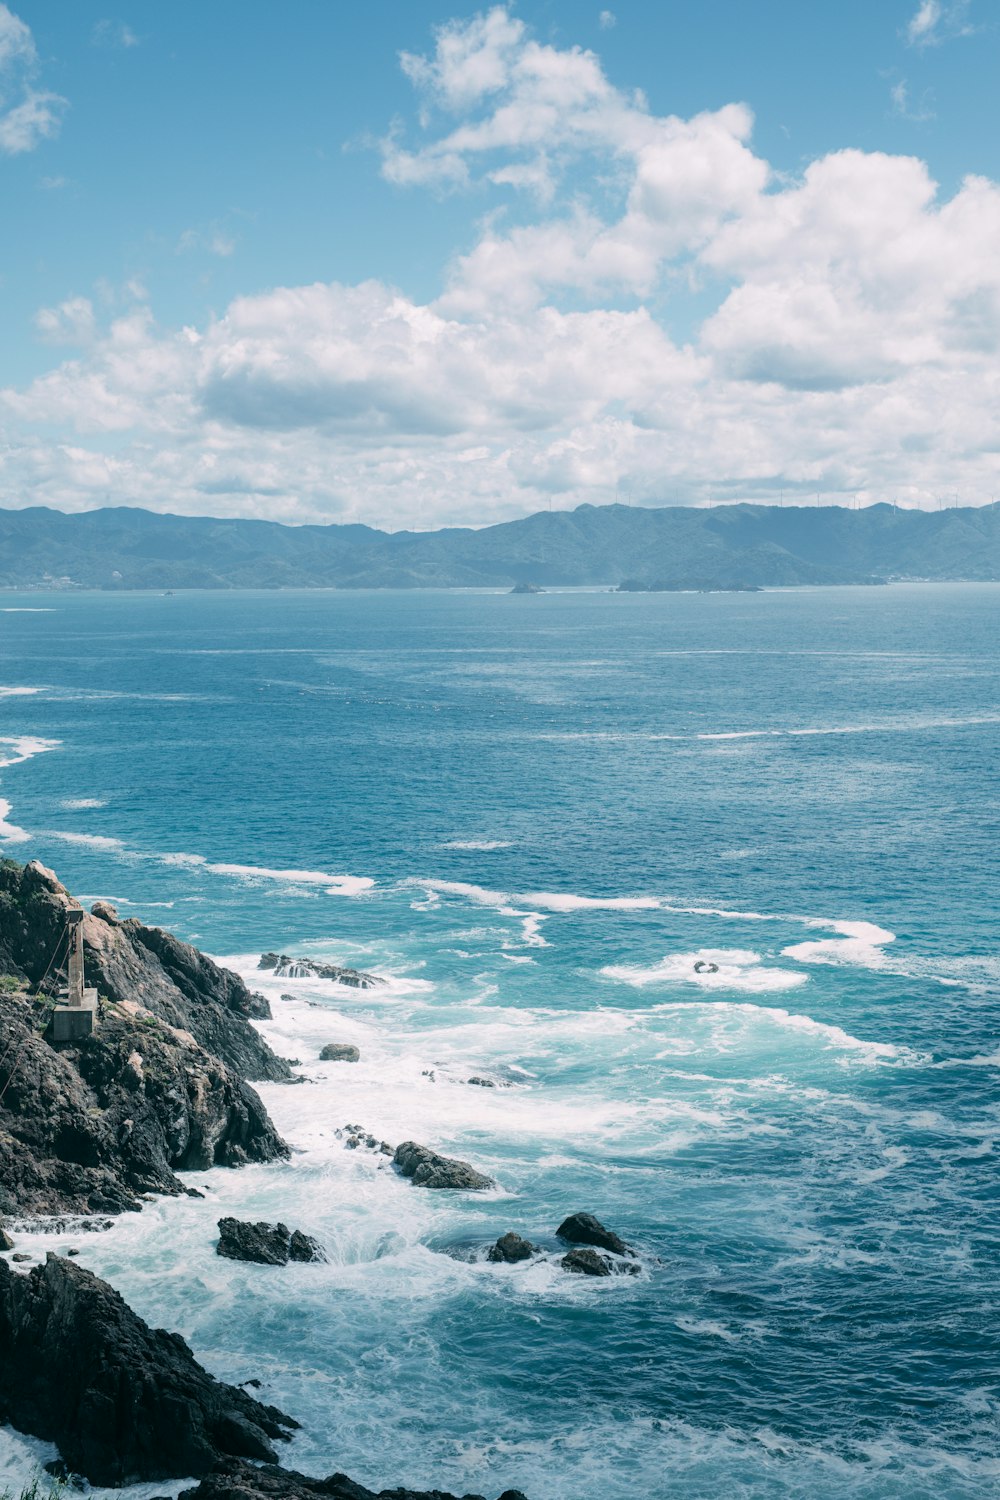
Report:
1,2,998,528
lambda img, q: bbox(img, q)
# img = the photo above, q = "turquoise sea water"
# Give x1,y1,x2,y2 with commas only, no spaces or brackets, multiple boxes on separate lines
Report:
0,584,998,1500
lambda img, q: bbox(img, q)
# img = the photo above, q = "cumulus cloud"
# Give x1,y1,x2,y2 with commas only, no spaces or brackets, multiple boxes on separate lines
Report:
0,3,66,153
2,6,1000,525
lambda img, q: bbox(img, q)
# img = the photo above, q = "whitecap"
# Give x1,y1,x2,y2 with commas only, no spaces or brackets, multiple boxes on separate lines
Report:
0,684,43,695
60,797,108,809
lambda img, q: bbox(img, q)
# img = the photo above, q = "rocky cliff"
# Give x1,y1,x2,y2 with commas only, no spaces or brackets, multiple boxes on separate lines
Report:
0,1253,297,1485
0,859,289,1081
0,859,288,1216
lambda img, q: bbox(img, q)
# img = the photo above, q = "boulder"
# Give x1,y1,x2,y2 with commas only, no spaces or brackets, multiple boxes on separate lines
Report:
216,1218,325,1266
178,1458,529,1500
319,1044,361,1062
259,954,384,990
561,1248,614,1277
487,1233,538,1264
555,1212,634,1258
393,1142,494,1191
466,1076,496,1088
0,1225,12,1251
0,1253,297,1485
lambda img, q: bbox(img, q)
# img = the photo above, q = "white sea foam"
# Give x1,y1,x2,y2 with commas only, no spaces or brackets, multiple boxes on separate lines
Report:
60,796,108,809
0,797,29,842
46,829,127,851
0,734,60,769
441,839,515,850
603,949,807,994
783,920,896,969
0,684,43,695
203,861,375,896
649,999,913,1065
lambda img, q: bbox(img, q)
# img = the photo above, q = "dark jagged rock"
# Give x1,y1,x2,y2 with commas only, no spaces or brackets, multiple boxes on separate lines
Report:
0,1224,12,1250
487,1232,538,1264
393,1141,494,1191
0,861,288,1081
178,1458,529,1500
320,1043,361,1062
555,1212,634,1258
0,1253,297,1485
0,981,288,1218
466,1076,496,1088
561,1248,614,1277
259,953,384,990
216,1217,325,1266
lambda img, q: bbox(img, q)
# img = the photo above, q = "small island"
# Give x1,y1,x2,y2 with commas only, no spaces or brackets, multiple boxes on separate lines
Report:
509,581,545,594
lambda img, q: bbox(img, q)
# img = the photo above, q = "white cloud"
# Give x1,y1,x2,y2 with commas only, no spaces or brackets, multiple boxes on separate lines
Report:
905,0,973,46
91,19,140,49
599,10,616,29
889,79,935,122
0,4,66,153
2,6,1000,525
34,296,97,345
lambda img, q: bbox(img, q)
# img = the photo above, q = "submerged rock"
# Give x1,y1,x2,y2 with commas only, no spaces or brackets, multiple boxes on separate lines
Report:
216,1218,326,1266
259,954,384,989
0,1253,297,1485
466,1075,496,1088
555,1212,635,1258
393,1141,494,1191
319,1043,361,1062
487,1232,538,1264
178,1458,530,1500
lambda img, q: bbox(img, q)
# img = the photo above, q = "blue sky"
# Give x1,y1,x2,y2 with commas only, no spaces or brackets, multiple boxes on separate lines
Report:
1,1,997,525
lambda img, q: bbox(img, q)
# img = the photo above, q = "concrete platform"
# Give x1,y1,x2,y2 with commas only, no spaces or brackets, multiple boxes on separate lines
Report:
50,989,98,1042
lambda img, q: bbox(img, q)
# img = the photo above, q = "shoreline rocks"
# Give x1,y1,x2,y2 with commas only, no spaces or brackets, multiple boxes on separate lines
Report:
0,1253,297,1485
178,1459,529,1500
259,954,384,990
216,1217,326,1266
556,1212,635,1258
487,1232,538,1264
393,1141,494,1191
320,1043,361,1062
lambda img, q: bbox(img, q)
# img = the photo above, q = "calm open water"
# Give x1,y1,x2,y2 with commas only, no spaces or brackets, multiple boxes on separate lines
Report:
0,584,998,1499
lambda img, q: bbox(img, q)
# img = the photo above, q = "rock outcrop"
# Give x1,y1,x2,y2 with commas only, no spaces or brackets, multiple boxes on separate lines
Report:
0,860,289,1082
555,1212,634,1258
0,1253,297,1485
487,1233,538,1264
0,981,287,1217
320,1043,361,1062
393,1142,494,1191
178,1459,529,1500
217,1217,326,1266
259,954,384,990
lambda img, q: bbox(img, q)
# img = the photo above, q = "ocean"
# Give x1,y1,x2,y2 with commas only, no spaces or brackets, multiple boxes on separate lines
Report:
0,583,998,1500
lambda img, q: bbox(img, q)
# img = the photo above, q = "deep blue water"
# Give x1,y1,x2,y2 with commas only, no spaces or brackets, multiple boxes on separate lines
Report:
0,584,998,1499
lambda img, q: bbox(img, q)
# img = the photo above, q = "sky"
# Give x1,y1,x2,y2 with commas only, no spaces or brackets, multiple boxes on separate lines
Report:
1,0,998,529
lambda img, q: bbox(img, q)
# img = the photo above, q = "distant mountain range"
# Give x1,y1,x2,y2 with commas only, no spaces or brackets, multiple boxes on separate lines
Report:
0,501,998,590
